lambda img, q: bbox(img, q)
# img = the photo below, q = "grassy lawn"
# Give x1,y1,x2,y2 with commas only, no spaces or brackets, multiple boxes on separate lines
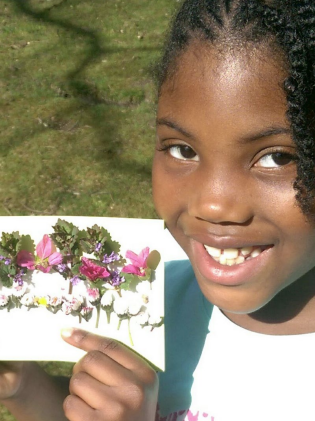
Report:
0,0,178,418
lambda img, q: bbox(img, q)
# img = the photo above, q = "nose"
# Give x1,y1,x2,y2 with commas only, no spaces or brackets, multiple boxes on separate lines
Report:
188,167,254,225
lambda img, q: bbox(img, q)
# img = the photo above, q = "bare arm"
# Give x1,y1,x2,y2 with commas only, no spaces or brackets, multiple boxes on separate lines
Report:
0,362,69,421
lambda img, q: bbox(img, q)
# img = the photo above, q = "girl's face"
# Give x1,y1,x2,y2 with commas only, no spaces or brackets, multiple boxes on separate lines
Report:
153,44,315,315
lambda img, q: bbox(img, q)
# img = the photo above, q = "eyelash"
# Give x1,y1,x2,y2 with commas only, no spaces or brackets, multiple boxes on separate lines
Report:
157,143,296,169
254,151,296,169
157,144,199,161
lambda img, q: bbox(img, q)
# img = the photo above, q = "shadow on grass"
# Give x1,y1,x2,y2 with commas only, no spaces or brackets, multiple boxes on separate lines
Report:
7,0,158,178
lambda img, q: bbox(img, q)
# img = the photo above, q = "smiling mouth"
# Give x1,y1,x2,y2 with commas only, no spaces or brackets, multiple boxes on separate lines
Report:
204,244,272,266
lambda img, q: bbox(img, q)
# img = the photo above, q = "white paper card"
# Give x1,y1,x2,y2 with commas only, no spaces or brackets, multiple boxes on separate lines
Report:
0,216,165,370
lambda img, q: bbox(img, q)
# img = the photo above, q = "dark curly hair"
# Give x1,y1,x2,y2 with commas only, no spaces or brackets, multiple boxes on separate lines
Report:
155,0,315,216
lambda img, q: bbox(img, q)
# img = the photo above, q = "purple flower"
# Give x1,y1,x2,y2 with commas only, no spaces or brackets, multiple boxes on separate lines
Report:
70,275,81,286
57,263,67,273
14,273,24,286
4,258,11,265
95,242,102,252
0,255,4,261
110,270,125,287
102,251,120,264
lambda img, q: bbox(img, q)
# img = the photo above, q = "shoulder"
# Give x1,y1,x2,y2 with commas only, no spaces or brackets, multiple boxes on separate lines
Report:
158,260,213,416
164,259,212,323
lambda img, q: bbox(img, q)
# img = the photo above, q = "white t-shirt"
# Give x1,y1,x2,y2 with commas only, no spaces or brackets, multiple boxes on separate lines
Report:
157,260,315,421
191,305,315,421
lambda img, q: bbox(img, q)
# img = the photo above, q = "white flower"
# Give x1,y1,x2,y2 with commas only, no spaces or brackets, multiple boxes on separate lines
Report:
70,297,83,311
128,298,143,316
20,293,37,307
62,302,73,315
11,283,27,298
133,311,149,326
86,288,100,304
136,281,151,295
113,296,129,316
48,296,62,307
113,291,143,317
101,290,116,307
62,295,83,314
136,281,152,304
0,294,9,307
148,310,163,326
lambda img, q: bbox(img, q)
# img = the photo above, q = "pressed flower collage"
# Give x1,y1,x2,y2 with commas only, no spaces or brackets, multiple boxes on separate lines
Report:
0,217,165,369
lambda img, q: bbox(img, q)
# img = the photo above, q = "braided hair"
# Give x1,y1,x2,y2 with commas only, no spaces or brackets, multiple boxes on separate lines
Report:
155,0,315,216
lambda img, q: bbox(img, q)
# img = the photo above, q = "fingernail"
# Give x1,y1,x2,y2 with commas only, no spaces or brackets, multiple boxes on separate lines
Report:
61,327,74,338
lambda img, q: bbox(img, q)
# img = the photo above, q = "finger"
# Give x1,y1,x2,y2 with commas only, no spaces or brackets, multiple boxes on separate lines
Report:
61,328,149,372
63,394,95,421
64,392,130,421
69,371,114,410
72,349,135,386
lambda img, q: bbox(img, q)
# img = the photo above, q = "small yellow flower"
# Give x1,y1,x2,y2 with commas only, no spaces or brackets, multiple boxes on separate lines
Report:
38,297,48,307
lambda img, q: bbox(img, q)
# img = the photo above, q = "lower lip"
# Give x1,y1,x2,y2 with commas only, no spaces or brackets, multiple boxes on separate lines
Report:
190,241,273,287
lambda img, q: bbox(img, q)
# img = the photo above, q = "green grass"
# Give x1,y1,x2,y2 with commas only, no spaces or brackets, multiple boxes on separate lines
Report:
0,0,178,218
0,0,178,418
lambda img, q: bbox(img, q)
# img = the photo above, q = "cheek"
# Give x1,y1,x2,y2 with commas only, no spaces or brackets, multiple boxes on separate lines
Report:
152,155,169,219
152,154,181,220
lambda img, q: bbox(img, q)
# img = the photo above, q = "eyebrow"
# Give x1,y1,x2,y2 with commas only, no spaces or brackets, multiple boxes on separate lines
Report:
156,117,292,143
156,118,196,140
239,126,292,143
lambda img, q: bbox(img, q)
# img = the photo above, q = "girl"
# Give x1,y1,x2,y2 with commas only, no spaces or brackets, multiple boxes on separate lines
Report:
1,0,315,420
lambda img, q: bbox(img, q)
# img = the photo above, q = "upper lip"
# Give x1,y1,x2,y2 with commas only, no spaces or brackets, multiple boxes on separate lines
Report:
186,232,274,250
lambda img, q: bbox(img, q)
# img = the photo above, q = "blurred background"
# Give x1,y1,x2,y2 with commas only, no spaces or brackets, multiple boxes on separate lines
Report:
0,0,178,418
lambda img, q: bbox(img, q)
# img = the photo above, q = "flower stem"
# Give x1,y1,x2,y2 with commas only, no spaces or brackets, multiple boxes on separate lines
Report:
68,281,73,295
95,304,100,329
128,318,134,347
117,319,122,330
106,310,111,324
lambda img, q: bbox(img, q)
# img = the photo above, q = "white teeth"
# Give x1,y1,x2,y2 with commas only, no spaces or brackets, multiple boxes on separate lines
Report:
204,244,265,266
251,249,261,258
235,255,245,264
222,248,239,259
240,247,253,256
204,245,221,257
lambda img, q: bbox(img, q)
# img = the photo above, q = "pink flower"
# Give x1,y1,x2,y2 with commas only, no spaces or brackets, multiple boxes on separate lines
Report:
17,250,36,270
79,257,110,282
122,247,150,276
17,235,62,273
86,287,100,303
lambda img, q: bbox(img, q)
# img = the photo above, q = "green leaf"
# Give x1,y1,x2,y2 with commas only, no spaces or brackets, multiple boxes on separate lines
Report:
119,273,134,290
0,267,13,287
17,235,35,255
1,232,21,255
72,263,81,275
80,239,94,254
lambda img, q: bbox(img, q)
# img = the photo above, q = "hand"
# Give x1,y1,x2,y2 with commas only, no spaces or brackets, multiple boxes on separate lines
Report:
0,361,30,401
61,328,159,421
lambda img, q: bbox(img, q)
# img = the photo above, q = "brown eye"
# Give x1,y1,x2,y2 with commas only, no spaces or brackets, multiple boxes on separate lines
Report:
256,152,294,168
169,145,199,161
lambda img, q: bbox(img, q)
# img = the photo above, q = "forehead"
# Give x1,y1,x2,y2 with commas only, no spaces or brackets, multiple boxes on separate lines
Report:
158,43,289,136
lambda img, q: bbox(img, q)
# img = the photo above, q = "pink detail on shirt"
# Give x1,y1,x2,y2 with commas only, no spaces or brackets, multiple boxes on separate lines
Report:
156,409,212,421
